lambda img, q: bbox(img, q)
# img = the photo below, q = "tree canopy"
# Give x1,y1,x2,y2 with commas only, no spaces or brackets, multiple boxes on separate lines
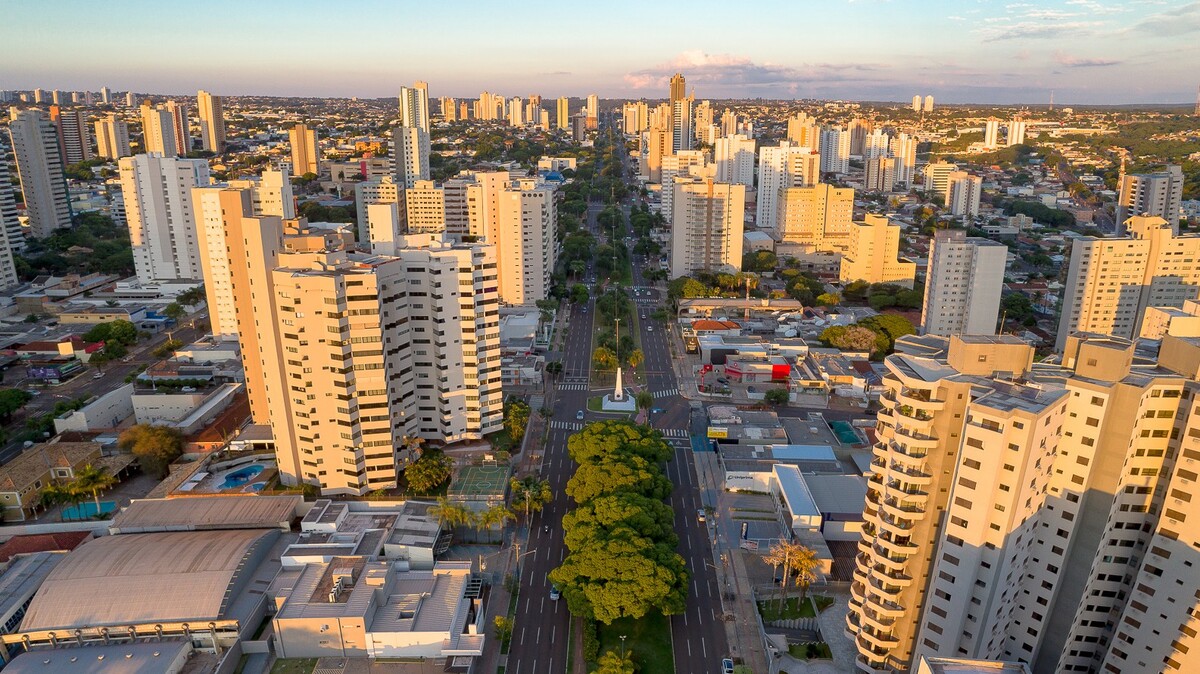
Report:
405,449,453,494
118,424,184,478
566,420,673,465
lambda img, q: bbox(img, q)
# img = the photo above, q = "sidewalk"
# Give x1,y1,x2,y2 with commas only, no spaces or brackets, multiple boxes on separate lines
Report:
474,545,515,674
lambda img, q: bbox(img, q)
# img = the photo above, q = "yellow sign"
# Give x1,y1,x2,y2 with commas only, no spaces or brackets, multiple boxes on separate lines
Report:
707,427,728,439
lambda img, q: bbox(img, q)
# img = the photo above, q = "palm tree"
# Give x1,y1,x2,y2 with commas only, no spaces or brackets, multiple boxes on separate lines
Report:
429,496,474,538
478,505,515,543
592,346,618,370
635,391,654,412
39,483,82,522
765,540,820,612
510,476,552,522
69,464,117,513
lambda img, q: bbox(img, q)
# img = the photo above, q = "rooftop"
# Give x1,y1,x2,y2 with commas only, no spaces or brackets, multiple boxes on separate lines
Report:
2,639,192,674
0,442,103,494
110,494,302,533
0,531,92,562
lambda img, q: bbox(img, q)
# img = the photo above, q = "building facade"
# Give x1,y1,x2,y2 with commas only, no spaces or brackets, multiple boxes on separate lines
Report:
119,153,211,283
8,109,73,238
196,90,226,153
670,178,745,278
921,230,1007,336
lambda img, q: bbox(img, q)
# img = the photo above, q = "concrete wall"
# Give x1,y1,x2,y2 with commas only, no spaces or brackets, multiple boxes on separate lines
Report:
54,384,135,433
273,617,367,658
132,392,208,424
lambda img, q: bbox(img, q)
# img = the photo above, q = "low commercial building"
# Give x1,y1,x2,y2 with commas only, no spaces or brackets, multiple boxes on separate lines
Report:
109,495,302,534
0,552,66,640
53,384,135,433
289,499,443,569
3,640,192,674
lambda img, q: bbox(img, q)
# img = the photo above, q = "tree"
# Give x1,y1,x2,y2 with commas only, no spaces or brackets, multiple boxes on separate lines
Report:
570,284,590,304
545,361,563,380
626,348,644,369
819,325,878,353
764,541,819,612
1000,293,1035,323
595,650,636,674
67,464,117,513
428,496,474,531
493,616,514,648
163,302,186,322
406,449,453,494
562,492,678,552
549,535,688,623
764,388,790,406
39,483,83,521
635,391,654,412
510,475,553,521
593,346,618,370
814,292,841,307
567,455,673,503
504,399,532,441
477,505,514,543
566,420,673,465
118,424,184,478
0,388,33,423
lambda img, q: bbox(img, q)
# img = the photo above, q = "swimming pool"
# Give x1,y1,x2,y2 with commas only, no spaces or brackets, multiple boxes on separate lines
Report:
220,464,265,489
61,500,117,521
829,420,865,445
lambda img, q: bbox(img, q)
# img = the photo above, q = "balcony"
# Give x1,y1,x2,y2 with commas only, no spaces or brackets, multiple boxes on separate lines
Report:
894,404,935,422
886,464,933,486
870,548,908,572
857,629,901,651
859,608,897,632
879,498,926,522
897,387,945,411
868,565,914,590
875,536,919,557
865,594,907,619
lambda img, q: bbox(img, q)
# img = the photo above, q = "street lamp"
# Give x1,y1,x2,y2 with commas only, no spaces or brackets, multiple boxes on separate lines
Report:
619,634,627,659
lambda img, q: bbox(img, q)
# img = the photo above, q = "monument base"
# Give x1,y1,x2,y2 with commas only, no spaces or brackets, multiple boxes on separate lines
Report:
601,388,638,412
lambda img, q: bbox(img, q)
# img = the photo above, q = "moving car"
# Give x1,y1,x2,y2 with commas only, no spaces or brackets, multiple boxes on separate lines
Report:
550,585,561,601
697,509,706,523
576,410,585,420
646,326,653,332
722,658,735,674
92,371,104,379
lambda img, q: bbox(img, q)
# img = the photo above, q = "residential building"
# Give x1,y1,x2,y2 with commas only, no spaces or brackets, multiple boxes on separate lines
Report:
354,175,402,243
756,142,820,231
622,101,648,134
8,108,73,237
670,177,745,278
585,93,598,128
947,172,983,219
493,178,556,305
819,126,850,174
776,183,854,251
405,180,445,234
393,125,430,188
787,112,819,151
1056,214,1200,350
1116,164,1184,232
139,100,190,156
196,90,226,153
924,161,957,197
839,214,915,287
863,129,890,161
923,95,934,112
399,82,430,132
912,95,922,111
229,168,295,220
865,157,897,192
661,150,706,222
0,442,105,521
49,106,91,164
507,97,523,127
364,202,403,256
94,113,130,159
714,134,755,187
672,97,693,153
119,153,211,283
891,133,918,187
556,97,570,130
0,150,27,255
849,118,871,156
440,96,456,122
983,119,1000,149
921,230,1007,336
1008,118,1026,146
288,123,319,177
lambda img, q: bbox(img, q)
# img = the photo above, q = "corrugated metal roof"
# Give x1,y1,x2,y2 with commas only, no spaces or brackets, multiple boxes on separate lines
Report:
110,494,302,532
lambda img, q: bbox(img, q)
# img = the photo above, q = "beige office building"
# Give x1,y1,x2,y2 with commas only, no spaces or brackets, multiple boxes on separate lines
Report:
839,214,915,287
7,108,73,237
288,124,319,177
119,153,211,283
196,90,226,153
776,183,854,251
670,177,745,278
1056,215,1200,351
920,230,1007,336
94,113,131,159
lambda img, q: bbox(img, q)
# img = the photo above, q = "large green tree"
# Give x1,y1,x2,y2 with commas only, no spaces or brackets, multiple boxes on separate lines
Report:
566,455,673,503
566,420,673,465
0,388,33,423
406,449,453,494
117,424,184,478
562,493,678,551
548,535,688,624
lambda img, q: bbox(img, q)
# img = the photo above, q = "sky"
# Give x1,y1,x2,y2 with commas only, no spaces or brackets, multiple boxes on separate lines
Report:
2,0,1198,105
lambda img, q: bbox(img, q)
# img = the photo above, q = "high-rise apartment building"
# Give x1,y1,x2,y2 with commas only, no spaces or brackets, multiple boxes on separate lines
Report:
507,97,524,127
392,126,430,188
0,151,25,256
139,101,190,157
776,183,854,251
100,86,111,105
8,108,73,238
890,133,918,187
983,119,1000,149
399,82,430,132
288,123,319,177
839,214,915,287
94,114,131,159
947,171,983,219
756,142,820,232
912,95,922,112
924,161,957,197
439,96,456,122
660,150,706,222
493,178,556,306
556,97,570,130
862,129,890,161
865,157,897,192
670,177,745,278
640,128,672,183
405,180,445,234
196,90,226,153
819,126,850,174
920,229,1007,336
1056,214,1200,350
923,95,934,112
1116,164,1184,233
670,73,687,103
713,134,755,187
119,153,211,283
585,94,598,128
231,168,295,220
354,175,401,245
848,118,871,156
672,98,693,153
49,106,92,164
622,101,648,134
1007,118,1026,146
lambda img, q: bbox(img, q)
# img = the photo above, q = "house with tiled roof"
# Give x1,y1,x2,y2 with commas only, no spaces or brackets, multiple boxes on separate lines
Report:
0,442,104,522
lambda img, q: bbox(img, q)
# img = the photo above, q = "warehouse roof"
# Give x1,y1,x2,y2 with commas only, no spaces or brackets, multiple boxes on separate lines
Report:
20,529,273,630
109,494,301,533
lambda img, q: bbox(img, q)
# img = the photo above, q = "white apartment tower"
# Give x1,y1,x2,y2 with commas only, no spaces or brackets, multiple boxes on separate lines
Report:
947,172,983,219
140,101,190,157
622,101,648,134
819,126,851,174
0,157,21,288
405,180,446,234
983,119,1000,150
921,230,1007,336
912,95,922,112
50,106,92,165
1116,164,1184,233
1056,214,1200,351
393,126,430,189
786,113,819,151
865,157,897,192
196,90,226,153
713,134,755,188
890,133,918,188
660,150,706,222
119,153,211,283
862,129,891,161
1007,118,1026,146
94,114,131,159
756,142,820,232
670,177,745,278
7,108,73,238
399,82,430,132
493,178,556,306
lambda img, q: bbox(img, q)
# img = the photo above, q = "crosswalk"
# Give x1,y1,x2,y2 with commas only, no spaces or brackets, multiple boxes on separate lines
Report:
657,428,690,439
549,420,585,431
651,388,680,399
558,383,590,391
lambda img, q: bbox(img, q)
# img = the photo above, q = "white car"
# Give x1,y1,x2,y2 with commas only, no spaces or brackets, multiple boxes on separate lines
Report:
550,585,561,601
646,326,653,332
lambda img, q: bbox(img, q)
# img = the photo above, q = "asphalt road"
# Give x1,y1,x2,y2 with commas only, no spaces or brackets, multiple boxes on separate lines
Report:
508,118,730,673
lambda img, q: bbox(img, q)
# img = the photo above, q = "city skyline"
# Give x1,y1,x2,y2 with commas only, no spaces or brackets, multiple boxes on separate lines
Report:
1,0,1198,104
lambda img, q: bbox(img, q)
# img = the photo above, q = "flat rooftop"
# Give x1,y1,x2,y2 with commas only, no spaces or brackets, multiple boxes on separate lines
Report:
2,640,192,674
110,494,302,532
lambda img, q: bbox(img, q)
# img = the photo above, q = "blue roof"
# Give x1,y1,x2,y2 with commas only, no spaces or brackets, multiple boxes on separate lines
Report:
771,445,837,462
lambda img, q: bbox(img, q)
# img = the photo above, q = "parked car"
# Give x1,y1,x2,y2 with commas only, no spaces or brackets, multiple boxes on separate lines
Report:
722,658,735,674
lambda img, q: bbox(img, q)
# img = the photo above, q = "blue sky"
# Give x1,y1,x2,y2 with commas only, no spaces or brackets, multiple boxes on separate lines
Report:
2,0,1198,104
